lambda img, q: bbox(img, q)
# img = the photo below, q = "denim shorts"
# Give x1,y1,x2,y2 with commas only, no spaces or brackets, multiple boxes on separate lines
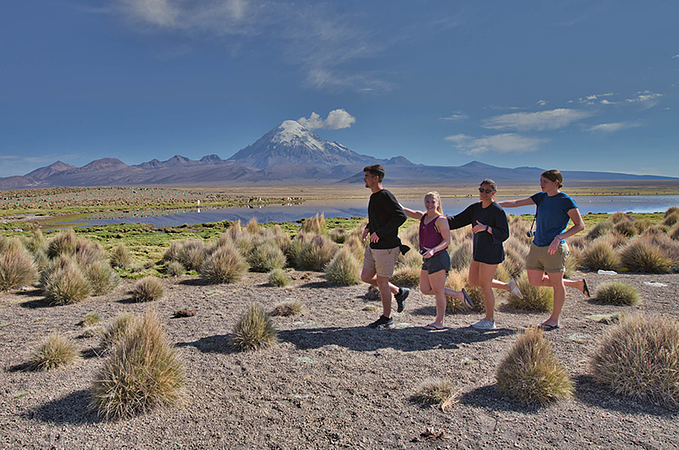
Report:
421,250,451,274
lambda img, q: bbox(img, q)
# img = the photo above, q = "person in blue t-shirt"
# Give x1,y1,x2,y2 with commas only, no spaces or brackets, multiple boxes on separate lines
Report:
499,170,590,330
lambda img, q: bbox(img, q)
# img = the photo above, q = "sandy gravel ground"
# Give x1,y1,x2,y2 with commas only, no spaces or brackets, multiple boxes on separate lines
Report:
1,271,678,449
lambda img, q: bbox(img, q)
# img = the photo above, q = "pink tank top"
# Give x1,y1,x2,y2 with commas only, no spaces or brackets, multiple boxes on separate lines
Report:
419,215,445,255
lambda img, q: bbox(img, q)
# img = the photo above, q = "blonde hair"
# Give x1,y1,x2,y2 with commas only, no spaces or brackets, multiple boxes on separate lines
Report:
424,191,443,215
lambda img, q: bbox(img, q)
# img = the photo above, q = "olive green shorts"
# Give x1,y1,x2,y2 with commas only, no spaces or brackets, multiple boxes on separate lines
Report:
526,242,569,273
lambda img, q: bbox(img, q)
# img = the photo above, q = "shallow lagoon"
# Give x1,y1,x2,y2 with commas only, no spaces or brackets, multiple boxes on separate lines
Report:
53,194,679,228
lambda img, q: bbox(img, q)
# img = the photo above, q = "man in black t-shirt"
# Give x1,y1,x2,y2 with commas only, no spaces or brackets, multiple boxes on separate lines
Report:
360,164,410,329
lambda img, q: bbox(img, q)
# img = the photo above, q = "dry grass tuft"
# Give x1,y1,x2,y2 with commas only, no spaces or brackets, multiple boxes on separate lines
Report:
47,228,78,258
28,332,77,370
166,261,185,277
449,243,472,271
580,239,620,271
247,240,286,273
232,304,278,351
90,309,184,419
594,281,640,306
271,300,303,316
614,220,637,238
390,264,421,288
587,221,614,240
620,239,671,273
300,213,326,235
412,378,459,411
84,260,120,295
100,313,136,351
325,248,361,285
200,243,248,284
110,243,131,269
268,268,290,287
0,243,38,291
504,274,553,312
329,227,348,244
662,212,679,227
496,326,573,405
590,313,679,407
294,234,338,271
131,277,164,302
82,312,101,326
246,217,259,234
44,260,91,305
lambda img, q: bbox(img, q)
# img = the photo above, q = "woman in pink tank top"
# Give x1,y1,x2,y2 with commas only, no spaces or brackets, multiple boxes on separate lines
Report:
401,192,472,330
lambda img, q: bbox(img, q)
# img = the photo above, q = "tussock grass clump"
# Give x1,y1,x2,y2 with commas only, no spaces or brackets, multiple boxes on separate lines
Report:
504,275,553,312
44,261,91,305
47,228,78,258
84,260,120,295
325,248,361,285
634,218,652,234
162,241,182,263
449,243,472,271
200,244,247,284
580,239,620,271
91,309,184,419
26,229,46,254
82,312,101,326
247,241,286,272
268,268,290,287
344,235,366,261
100,313,136,350
164,239,206,271
590,313,679,407
28,332,77,371
75,238,107,267
295,234,338,271
594,281,640,306
665,206,679,218
0,244,39,291
672,225,679,242
587,221,614,240
131,277,164,302
300,213,326,235
609,212,632,224
412,378,459,411
614,220,637,238
620,239,671,273
110,243,131,269
246,217,259,234
496,326,573,405
390,264,420,288
232,304,278,351
166,261,185,277
662,212,679,227
329,227,347,244
271,300,303,316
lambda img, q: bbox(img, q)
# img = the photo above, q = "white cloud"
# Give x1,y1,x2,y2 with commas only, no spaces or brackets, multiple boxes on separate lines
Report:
487,105,524,110
482,108,593,131
586,121,643,132
446,133,546,154
298,109,356,130
536,100,548,106
440,111,469,121
625,91,663,109
673,54,679,58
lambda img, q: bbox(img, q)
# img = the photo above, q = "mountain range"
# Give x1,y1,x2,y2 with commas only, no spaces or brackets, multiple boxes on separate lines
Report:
0,120,675,189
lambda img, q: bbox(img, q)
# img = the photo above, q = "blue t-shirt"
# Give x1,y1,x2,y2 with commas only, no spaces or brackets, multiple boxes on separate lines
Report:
530,192,578,246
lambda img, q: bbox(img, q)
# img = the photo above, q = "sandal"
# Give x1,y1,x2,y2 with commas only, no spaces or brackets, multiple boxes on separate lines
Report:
461,288,474,309
424,323,445,330
582,279,591,298
539,322,560,331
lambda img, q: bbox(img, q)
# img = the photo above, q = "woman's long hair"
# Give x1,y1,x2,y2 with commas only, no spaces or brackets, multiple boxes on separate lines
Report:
425,191,443,215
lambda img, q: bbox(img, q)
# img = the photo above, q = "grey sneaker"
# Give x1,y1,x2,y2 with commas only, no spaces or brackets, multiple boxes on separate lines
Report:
508,279,523,299
368,315,394,329
471,318,496,330
394,287,409,313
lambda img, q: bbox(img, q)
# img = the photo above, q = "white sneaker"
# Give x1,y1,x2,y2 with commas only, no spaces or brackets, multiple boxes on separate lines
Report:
508,279,523,299
471,318,496,330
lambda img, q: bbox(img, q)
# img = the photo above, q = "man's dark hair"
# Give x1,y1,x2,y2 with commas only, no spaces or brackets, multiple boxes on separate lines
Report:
363,164,385,182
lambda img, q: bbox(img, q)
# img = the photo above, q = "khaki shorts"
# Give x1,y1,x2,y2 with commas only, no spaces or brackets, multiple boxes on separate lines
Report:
363,246,400,278
526,242,569,273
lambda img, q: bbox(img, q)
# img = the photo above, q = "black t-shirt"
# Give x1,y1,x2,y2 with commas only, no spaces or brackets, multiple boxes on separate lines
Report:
447,201,509,264
367,189,407,249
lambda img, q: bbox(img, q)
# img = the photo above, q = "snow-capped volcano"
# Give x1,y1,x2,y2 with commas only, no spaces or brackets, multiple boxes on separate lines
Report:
227,120,381,169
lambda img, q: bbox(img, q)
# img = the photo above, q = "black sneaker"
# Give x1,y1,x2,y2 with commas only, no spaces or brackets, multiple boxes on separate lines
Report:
394,287,409,313
368,315,394,329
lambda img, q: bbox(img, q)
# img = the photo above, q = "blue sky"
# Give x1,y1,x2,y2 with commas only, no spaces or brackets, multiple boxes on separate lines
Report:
1,0,678,178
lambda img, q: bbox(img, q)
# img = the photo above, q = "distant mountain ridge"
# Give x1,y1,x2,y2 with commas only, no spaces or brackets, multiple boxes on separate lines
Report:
0,120,675,189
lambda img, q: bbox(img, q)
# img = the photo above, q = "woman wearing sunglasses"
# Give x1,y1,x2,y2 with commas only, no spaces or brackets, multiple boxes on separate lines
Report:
498,169,589,331
447,179,522,330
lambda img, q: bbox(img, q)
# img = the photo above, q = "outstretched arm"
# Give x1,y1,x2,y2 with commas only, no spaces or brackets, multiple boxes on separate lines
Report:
401,205,424,220
497,197,534,208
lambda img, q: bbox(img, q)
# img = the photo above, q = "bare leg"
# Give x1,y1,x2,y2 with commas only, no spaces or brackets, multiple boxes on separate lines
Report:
361,268,400,296
376,275,393,317
478,263,499,321
527,269,566,325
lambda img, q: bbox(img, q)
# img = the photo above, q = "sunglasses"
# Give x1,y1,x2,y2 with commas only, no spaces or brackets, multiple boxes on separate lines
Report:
478,187,494,194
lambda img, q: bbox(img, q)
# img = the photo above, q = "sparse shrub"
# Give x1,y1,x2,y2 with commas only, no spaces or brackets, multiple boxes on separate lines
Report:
47,228,78,258
449,243,472,271
91,309,184,419
44,261,91,305
590,313,679,407
504,274,553,312
390,264,420,288
295,234,338,271
232,304,278,351
271,300,303,316
110,243,131,268
84,260,120,295
131,277,164,302
268,268,290,287
28,332,77,370
300,213,326,235
0,244,38,291
325,248,361,285
594,281,640,306
587,220,614,240
83,312,100,326
614,220,637,238
496,326,573,405
100,313,136,350
620,239,671,273
248,241,286,272
329,227,347,244
178,240,206,271
662,212,679,227
162,241,182,262
412,378,458,411
166,261,185,277
200,244,247,284
580,239,620,271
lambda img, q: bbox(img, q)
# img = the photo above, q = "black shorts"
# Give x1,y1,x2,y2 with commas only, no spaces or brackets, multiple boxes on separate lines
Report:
421,251,451,274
